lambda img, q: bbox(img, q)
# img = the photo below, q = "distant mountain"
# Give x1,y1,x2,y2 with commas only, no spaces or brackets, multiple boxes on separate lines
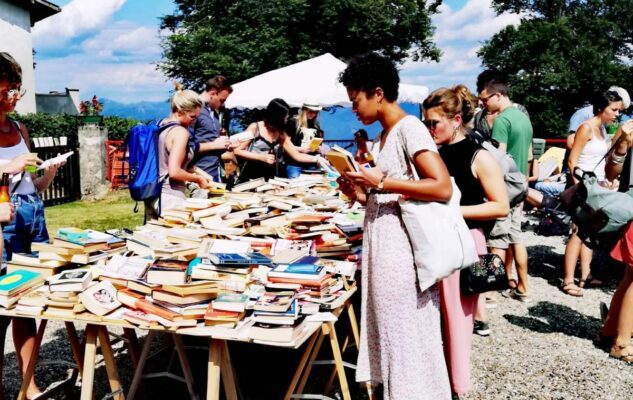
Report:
100,98,421,141
102,98,169,121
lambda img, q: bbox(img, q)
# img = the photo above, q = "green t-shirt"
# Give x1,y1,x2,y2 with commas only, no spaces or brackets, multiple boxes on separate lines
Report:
492,106,533,175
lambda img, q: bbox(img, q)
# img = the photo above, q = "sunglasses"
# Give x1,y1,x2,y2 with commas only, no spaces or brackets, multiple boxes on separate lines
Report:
422,119,440,130
1,88,26,99
478,92,497,104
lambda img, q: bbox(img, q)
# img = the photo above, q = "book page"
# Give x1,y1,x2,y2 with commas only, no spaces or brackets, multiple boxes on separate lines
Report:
37,151,74,170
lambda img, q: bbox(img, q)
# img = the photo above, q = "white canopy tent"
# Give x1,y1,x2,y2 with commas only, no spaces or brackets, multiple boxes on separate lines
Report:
225,53,429,109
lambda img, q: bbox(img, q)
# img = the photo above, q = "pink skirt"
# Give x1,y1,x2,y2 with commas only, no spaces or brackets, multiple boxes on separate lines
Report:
439,228,487,394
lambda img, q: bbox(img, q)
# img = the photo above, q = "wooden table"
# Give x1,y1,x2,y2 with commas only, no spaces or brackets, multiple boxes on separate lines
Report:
0,287,358,400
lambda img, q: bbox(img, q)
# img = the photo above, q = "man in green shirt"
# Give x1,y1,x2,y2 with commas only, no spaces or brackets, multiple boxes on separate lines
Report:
478,71,533,303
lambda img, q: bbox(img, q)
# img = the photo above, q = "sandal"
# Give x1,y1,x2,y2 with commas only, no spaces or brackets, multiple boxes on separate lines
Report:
508,278,518,290
561,281,583,297
610,343,633,363
578,276,604,289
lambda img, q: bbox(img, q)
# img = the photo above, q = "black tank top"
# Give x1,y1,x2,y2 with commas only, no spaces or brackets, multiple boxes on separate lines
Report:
439,138,490,231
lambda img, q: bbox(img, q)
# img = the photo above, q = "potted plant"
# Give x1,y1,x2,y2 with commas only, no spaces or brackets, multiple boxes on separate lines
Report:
79,95,104,125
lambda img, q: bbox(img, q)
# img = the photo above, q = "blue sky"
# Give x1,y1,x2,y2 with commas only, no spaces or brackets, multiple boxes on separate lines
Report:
32,0,522,104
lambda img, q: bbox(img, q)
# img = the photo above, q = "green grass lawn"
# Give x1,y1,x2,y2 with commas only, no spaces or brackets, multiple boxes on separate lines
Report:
44,190,144,235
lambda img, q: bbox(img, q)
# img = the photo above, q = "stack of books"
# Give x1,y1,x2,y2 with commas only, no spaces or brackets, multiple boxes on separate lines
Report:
32,228,127,265
6,252,70,277
0,269,45,308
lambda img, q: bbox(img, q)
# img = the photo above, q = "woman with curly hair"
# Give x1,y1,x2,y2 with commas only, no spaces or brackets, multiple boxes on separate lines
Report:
338,52,452,399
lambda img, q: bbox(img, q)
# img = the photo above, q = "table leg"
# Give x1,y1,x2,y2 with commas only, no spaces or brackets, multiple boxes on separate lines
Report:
80,325,99,400
127,330,156,400
296,331,326,395
172,334,199,400
16,319,47,400
206,339,222,400
219,341,238,400
123,328,141,368
97,327,125,400
0,316,11,400
64,322,84,376
346,303,360,348
284,329,320,400
325,322,350,400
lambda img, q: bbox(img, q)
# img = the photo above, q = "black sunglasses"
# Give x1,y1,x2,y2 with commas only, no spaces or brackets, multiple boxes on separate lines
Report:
423,119,440,129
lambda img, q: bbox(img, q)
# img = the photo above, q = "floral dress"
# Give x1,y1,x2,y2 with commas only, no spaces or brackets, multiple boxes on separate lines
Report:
356,115,451,399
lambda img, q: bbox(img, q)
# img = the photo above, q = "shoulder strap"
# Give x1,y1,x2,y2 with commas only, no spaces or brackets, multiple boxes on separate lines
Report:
9,120,27,195
11,120,29,150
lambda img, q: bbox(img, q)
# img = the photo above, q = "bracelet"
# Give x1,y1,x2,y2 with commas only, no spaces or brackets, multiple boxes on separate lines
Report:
610,152,627,164
377,174,387,191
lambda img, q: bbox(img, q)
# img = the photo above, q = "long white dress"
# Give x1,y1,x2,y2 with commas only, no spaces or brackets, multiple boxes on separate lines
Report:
355,115,451,400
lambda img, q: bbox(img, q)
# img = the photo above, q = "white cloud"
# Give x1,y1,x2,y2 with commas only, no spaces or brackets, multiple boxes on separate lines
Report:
32,0,173,103
32,0,126,48
81,22,162,60
35,54,172,103
401,0,523,92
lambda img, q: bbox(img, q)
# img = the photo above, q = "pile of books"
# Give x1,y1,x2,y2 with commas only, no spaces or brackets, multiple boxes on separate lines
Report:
0,165,364,344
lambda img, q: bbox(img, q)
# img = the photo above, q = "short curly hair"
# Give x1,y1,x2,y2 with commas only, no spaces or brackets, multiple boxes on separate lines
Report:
0,52,22,84
338,52,399,102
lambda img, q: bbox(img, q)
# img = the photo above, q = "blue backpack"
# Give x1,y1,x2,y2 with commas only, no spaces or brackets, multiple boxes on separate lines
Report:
126,120,178,203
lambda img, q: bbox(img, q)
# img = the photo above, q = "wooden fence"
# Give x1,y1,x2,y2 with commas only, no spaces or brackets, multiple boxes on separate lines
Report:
32,136,81,206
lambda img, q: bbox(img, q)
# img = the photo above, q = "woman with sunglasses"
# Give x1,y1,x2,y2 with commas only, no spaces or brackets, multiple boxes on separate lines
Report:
423,85,509,397
0,52,65,399
338,52,452,399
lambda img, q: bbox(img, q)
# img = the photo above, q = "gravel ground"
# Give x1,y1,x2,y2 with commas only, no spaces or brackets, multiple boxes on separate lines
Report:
2,217,632,399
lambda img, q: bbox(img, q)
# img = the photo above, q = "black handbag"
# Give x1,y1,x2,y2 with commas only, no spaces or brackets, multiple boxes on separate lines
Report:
460,253,509,295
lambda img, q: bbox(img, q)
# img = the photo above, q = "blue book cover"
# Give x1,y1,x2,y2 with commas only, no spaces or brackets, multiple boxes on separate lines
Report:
0,269,42,295
271,264,323,275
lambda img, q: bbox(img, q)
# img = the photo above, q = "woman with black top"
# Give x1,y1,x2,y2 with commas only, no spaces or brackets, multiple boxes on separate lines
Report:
234,98,320,182
423,85,509,397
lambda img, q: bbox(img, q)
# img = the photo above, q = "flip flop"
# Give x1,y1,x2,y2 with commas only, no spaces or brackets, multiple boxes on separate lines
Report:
561,282,583,297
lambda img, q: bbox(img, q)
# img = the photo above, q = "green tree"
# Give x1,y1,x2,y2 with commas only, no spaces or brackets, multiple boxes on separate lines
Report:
159,0,442,90
478,0,633,137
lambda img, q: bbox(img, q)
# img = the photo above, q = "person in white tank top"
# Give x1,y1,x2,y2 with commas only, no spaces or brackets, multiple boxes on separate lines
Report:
563,89,625,297
0,52,65,399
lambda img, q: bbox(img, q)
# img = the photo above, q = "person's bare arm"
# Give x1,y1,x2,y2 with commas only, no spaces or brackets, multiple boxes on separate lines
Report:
606,120,633,181
461,150,509,220
281,134,318,164
346,150,452,202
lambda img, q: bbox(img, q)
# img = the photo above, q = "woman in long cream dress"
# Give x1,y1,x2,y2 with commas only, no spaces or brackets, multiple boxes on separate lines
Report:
338,52,452,400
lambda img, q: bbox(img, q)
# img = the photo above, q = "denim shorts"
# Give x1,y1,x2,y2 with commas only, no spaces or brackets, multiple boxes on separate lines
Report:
2,193,50,266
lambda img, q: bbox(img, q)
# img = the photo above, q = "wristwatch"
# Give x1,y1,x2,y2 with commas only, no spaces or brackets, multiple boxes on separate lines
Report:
377,174,387,191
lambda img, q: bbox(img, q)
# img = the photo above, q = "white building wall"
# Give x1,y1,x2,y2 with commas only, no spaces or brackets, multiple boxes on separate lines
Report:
0,0,36,114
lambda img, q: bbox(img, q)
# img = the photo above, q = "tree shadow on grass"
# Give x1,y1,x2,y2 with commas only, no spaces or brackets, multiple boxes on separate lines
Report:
503,301,602,342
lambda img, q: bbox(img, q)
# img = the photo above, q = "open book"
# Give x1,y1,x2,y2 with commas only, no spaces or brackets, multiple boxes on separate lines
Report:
324,146,360,175
38,151,74,170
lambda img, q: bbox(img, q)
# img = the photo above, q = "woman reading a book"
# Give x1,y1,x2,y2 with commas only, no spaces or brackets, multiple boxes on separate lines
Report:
0,51,66,399
423,85,509,396
337,52,453,399
289,101,324,150
145,84,211,220
234,98,320,182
